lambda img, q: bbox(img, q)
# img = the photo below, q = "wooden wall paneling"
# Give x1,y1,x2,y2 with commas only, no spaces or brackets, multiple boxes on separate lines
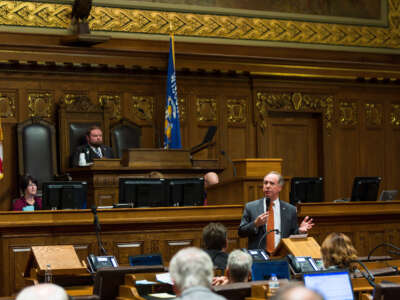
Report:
359,97,385,196
114,240,145,266
385,101,400,192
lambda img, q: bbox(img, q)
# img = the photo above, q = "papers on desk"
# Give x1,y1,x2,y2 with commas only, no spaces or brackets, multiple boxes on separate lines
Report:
156,273,173,285
148,293,176,298
136,279,158,285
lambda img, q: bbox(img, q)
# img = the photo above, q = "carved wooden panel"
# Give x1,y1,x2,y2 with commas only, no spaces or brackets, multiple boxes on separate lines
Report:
163,239,194,263
0,90,17,120
390,104,400,128
365,103,383,128
98,93,122,120
227,99,247,125
196,97,217,122
130,96,154,122
338,101,358,128
27,92,53,118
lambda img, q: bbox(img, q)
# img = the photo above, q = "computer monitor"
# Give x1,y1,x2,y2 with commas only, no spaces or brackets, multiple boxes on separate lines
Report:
303,270,354,300
167,177,205,206
290,177,323,205
42,181,88,210
350,177,381,202
373,282,400,300
119,178,169,207
251,259,290,281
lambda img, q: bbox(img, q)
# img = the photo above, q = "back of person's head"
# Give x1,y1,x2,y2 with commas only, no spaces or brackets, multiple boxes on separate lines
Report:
20,174,38,192
16,283,69,300
271,283,324,300
204,172,219,189
321,232,357,270
226,250,253,283
169,247,214,292
202,222,227,250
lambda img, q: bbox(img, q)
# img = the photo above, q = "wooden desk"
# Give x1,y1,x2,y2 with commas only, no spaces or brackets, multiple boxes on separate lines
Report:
297,201,400,257
0,205,244,296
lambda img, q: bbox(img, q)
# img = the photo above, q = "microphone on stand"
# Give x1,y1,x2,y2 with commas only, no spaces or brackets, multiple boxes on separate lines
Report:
368,243,400,261
220,150,237,177
352,259,376,288
91,205,107,256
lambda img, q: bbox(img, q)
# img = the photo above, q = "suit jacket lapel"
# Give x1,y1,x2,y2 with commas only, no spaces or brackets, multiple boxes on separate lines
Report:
257,198,266,233
280,200,288,237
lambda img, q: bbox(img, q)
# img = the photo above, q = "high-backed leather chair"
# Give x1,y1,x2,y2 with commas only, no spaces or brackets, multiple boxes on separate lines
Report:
17,118,58,189
58,96,111,172
111,118,141,158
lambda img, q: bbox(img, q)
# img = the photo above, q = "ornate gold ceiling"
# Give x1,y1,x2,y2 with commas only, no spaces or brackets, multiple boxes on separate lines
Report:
0,1,399,50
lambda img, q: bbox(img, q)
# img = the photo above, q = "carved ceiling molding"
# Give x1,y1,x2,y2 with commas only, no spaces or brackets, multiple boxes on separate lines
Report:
365,103,383,128
0,1,399,49
131,96,154,121
390,104,400,127
227,99,247,125
0,91,16,119
98,94,121,120
256,91,333,134
28,92,52,118
196,98,217,122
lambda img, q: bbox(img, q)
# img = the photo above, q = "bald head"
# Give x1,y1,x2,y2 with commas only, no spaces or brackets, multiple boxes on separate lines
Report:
204,172,219,189
271,284,323,300
16,283,69,300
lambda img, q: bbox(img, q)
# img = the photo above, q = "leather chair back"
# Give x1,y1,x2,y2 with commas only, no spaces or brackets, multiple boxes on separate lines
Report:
17,118,58,189
111,119,141,158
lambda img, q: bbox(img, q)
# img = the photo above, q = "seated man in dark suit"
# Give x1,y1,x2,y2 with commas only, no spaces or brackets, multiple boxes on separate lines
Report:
72,125,114,167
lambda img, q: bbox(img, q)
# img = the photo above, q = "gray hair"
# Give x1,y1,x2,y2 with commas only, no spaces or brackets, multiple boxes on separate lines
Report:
16,283,69,300
266,171,285,187
169,247,214,291
227,250,253,283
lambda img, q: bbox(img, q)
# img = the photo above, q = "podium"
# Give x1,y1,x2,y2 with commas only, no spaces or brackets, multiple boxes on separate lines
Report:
273,236,321,259
24,245,89,286
206,158,283,205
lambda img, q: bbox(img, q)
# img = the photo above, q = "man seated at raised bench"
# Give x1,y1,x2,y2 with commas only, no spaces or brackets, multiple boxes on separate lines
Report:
72,125,114,167
203,222,229,271
169,247,227,300
212,249,253,286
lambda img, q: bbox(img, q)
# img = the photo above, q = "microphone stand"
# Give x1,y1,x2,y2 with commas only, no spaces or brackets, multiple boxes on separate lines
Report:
220,150,237,177
352,260,376,288
91,206,107,256
257,229,281,255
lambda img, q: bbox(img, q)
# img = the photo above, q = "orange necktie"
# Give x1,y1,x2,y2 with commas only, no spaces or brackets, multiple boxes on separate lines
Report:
266,201,275,253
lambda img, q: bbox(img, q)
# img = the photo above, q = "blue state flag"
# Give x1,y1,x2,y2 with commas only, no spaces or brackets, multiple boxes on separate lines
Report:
164,35,182,149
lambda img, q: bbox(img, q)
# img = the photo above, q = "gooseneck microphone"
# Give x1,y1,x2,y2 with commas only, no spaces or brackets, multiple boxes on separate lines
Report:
91,205,107,256
220,150,237,177
257,229,281,252
352,259,376,288
266,197,271,211
367,243,400,261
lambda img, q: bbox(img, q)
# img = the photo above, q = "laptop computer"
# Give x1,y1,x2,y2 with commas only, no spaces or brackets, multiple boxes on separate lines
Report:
303,269,354,300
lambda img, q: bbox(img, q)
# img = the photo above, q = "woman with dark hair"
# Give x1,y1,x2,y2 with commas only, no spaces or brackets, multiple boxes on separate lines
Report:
12,175,42,211
321,232,358,271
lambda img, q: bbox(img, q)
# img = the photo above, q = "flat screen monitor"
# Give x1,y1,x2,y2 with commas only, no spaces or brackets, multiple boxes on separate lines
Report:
42,181,88,210
290,177,323,205
167,178,204,206
252,259,290,281
303,270,354,300
119,178,169,207
351,177,381,202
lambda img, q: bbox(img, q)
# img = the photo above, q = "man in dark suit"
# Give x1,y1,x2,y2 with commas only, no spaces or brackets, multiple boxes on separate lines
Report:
238,171,314,251
72,126,114,167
